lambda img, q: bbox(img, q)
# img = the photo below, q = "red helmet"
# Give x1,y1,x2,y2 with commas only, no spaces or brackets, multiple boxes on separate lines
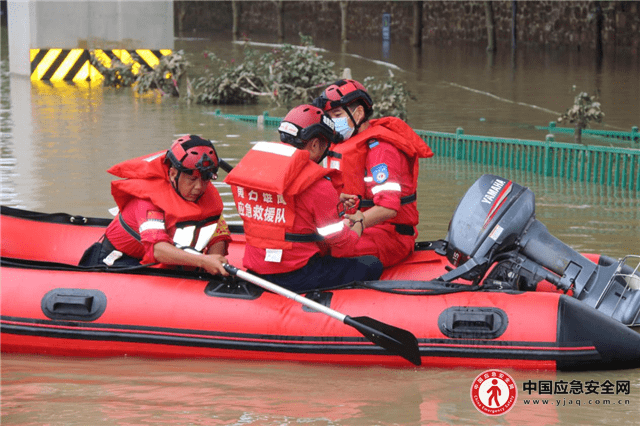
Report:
312,79,374,118
278,105,343,147
165,135,219,181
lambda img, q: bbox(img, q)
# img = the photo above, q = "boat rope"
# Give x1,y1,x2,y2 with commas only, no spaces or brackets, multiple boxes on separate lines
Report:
1,205,111,226
1,257,169,276
353,280,483,296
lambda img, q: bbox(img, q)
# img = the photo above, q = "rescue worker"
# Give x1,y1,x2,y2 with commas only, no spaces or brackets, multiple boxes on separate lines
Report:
313,79,434,267
79,135,231,276
224,105,383,292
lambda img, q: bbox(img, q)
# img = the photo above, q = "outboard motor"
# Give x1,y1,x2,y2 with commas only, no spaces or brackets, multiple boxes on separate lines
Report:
439,174,640,326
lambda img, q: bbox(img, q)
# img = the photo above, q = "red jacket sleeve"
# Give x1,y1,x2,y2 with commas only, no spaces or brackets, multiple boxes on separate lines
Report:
297,178,360,258
365,142,410,212
122,199,173,264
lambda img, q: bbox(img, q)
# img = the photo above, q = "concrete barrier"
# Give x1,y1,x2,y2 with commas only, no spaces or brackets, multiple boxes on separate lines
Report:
8,0,174,77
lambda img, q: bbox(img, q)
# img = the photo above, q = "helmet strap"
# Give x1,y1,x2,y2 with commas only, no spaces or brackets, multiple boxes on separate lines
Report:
169,168,185,200
318,140,331,164
343,105,363,136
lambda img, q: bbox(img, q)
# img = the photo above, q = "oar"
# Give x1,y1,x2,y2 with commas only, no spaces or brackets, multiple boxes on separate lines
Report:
223,264,422,366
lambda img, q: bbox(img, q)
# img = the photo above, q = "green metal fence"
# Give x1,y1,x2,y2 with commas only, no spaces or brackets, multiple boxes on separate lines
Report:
210,111,640,191
211,110,283,127
419,128,640,191
535,122,639,144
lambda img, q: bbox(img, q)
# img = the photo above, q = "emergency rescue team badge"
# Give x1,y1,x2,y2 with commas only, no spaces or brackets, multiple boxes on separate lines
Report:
470,369,518,416
371,163,389,184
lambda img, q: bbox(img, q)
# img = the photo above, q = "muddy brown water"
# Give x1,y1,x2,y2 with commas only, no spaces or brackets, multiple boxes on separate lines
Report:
2,29,639,425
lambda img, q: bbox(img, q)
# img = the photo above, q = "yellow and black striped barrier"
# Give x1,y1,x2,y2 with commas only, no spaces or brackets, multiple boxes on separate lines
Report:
30,49,172,82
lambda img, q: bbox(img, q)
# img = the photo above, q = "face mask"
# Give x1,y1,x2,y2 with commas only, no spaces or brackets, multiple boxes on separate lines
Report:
332,117,354,140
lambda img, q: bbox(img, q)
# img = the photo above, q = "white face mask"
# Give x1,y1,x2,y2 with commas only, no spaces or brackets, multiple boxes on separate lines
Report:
332,117,355,140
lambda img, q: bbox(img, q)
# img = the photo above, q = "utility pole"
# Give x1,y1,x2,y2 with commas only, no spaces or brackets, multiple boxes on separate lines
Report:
511,1,517,51
595,1,604,69
275,0,284,43
411,1,423,48
232,0,241,40
340,1,349,43
485,1,496,52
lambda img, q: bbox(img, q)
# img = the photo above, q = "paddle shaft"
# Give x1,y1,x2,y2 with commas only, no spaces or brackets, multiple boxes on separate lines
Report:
218,159,234,173
223,264,422,366
225,265,345,322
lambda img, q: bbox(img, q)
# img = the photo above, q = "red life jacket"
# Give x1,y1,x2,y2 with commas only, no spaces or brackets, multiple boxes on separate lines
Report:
224,142,339,250
108,150,225,252
326,117,434,199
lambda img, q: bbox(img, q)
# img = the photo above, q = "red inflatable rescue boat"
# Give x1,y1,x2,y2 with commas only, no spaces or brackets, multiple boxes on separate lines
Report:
2,175,640,371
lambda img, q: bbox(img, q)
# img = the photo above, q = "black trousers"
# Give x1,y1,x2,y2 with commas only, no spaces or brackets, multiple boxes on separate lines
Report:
256,254,383,293
78,237,141,268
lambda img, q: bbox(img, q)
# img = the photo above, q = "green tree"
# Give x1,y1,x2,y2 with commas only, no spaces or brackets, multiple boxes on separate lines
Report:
558,91,604,144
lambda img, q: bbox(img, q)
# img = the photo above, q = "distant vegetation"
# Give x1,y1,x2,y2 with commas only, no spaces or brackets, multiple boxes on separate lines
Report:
91,35,414,121
91,50,189,97
194,35,338,106
363,73,415,121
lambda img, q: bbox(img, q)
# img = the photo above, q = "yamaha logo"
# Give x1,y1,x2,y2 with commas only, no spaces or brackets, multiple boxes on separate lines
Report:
481,179,507,204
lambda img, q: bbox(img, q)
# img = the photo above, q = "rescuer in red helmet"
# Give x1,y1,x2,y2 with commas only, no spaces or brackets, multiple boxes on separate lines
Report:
79,135,231,275
224,105,383,292
313,79,434,267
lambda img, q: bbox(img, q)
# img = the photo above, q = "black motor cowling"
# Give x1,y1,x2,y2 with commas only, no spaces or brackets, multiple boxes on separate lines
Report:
440,174,640,326
439,175,535,283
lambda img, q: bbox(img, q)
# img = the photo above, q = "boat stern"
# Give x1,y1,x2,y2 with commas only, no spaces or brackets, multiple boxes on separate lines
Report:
557,295,640,371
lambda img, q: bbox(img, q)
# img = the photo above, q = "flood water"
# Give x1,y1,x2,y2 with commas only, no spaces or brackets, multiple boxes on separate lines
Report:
2,25,640,425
